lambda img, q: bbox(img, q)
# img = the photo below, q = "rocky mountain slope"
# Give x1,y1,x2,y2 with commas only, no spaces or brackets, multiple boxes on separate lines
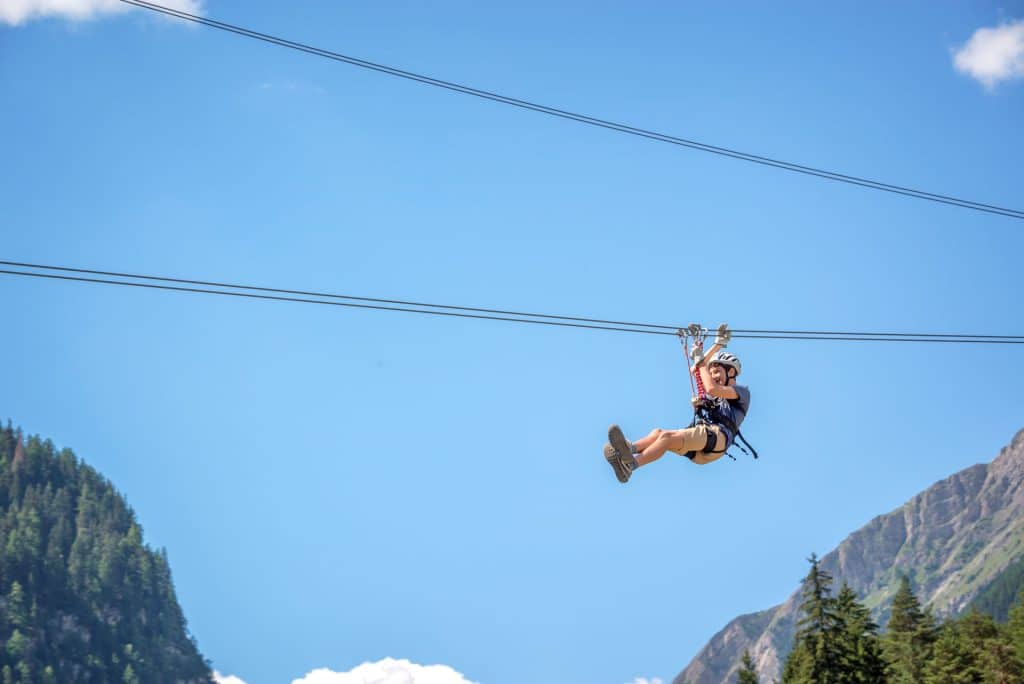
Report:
674,428,1024,684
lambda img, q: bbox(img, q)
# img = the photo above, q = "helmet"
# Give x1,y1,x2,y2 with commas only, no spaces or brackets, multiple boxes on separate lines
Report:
711,351,742,376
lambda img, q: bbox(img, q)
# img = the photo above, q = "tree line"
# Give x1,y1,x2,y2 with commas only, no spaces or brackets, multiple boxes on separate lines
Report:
734,554,1024,683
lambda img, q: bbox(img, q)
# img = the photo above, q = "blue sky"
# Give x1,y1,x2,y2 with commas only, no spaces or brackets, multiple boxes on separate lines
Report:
2,2,1023,683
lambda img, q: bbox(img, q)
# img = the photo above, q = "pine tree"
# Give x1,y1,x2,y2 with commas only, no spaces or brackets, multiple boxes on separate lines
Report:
882,575,935,683
923,619,974,684
1006,588,1024,664
834,582,885,683
979,638,1023,684
4,630,28,661
783,554,844,683
737,648,759,684
924,608,1024,684
782,641,814,684
960,608,1024,684
4,584,27,631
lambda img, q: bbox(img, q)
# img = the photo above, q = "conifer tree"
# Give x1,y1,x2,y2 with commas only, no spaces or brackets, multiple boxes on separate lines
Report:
979,638,1024,684
737,648,759,684
834,582,885,683
781,641,814,684
4,584,27,631
924,607,1024,683
1006,588,1024,664
783,554,843,683
923,619,975,684
882,575,935,683
961,608,1024,684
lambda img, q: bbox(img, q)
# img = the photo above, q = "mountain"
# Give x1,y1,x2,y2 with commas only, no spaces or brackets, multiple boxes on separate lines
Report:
0,423,213,683
674,428,1024,684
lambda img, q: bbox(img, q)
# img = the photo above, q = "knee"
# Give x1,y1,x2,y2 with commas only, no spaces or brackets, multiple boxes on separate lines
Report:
654,429,674,444
644,427,664,441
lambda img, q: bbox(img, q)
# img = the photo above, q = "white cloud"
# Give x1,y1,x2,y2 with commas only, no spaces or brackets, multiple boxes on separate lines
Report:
213,673,248,684
291,658,479,684
0,0,203,26
953,20,1024,89
625,679,663,684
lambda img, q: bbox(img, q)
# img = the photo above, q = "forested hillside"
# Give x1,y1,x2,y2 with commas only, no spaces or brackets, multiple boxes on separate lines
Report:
0,423,212,683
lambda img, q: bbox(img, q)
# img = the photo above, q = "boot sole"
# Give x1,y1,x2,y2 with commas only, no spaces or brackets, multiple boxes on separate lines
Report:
604,443,629,483
607,425,633,483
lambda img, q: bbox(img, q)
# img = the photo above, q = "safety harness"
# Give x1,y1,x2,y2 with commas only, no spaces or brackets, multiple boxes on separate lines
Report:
678,325,759,461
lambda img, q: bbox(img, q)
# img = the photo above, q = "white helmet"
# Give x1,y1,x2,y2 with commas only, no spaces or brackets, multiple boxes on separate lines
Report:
711,351,742,376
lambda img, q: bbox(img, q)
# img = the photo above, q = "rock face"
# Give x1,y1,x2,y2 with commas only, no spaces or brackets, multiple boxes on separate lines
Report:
674,428,1024,684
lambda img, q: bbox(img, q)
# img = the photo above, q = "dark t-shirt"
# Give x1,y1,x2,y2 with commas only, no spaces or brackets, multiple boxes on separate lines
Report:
708,384,750,446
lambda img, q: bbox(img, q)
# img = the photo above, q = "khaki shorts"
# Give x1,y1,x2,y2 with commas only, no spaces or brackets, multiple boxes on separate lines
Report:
667,423,727,457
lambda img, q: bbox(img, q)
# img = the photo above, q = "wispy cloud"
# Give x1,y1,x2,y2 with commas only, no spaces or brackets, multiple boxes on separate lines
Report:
1,0,203,27
953,19,1024,90
625,678,664,684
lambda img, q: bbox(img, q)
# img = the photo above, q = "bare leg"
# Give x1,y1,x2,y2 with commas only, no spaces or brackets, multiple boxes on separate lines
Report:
636,429,688,466
631,428,665,453
636,427,710,467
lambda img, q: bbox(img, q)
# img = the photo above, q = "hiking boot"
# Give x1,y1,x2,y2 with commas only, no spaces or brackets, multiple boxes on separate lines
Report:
607,424,636,483
604,442,631,483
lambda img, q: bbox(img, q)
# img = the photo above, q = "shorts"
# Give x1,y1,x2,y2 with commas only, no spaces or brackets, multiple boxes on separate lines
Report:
668,423,728,458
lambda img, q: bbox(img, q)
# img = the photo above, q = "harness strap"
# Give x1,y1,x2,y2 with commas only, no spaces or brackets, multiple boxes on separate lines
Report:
736,431,759,459
689,400,759,460
682,410,727,459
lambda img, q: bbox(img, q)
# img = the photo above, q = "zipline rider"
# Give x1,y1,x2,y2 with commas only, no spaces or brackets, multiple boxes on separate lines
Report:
604,324,753,483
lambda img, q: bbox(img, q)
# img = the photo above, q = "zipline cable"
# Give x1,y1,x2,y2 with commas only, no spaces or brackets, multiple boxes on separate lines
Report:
0,259,676,332
6,260,1023,342
3,261,1023,345
117,0,1024,221
0,269,672,336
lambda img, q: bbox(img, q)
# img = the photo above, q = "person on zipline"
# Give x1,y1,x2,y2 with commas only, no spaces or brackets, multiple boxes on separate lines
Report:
604,324,751,483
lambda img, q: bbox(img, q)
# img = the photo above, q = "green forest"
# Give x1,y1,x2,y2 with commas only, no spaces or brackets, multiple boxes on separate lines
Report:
0,423,212,683
733,555,1024,684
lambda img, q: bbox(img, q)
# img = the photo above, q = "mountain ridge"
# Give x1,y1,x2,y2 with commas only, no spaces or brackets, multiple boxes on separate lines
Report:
674,427,1024,684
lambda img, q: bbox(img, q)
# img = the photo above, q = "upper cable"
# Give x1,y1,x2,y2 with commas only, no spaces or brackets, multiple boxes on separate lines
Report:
117,0,1024,221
